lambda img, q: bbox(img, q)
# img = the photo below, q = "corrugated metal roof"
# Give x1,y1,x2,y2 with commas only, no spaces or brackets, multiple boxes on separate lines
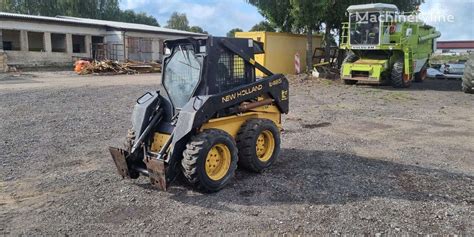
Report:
0,12,204,36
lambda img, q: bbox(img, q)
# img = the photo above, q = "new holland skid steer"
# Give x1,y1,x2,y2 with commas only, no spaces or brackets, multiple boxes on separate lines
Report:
109,36,289,192
340,3,440,88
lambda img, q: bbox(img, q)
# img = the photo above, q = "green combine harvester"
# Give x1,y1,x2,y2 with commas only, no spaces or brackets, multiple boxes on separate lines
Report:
340,3,441,88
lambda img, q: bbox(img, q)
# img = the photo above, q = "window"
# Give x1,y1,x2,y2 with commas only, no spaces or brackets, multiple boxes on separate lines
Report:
51,33,66,52
2,30,21,51
163,45,201,108
28,32,45,52
350,12,381,45
216,51,248,92
91,36,105,60
72,35,86,53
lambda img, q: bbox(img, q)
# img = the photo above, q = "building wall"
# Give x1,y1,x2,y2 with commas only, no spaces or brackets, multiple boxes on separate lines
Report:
0,18,195,67
0,53,7,72
1,19,102,67
123,31,184,62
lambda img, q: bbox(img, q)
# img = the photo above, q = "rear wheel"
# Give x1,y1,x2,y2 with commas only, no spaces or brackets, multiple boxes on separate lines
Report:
236,119,281,172
414,65,427,82
181,129,238,192
341,53,359,85
391,59,411,88
462,82,473,94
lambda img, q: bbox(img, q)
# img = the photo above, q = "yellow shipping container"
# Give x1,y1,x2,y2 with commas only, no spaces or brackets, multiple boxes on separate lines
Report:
235,31,322,76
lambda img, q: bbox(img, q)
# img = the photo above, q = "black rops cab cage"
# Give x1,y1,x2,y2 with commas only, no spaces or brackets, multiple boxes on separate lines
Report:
162,36,266,98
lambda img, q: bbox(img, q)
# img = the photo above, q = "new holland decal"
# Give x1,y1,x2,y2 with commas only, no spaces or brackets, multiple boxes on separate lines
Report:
221,85,263,103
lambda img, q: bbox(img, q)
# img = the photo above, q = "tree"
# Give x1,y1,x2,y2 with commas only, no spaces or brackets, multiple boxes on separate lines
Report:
119,10,159,26
248,0,294,32
250,21,276,32
227,28,243,37
189,26,208,34
0,0,160,26
166,12,190,31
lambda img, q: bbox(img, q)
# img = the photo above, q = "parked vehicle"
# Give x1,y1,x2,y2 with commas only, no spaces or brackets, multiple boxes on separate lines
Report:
340,3,440,88
441,63,465,75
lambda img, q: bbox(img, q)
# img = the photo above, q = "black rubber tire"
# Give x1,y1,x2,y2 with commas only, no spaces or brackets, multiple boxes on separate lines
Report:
181,129,238,192
462,82,474,94
391,59,411,88
414,65,427,83
340,53,359,85
236,119,281,172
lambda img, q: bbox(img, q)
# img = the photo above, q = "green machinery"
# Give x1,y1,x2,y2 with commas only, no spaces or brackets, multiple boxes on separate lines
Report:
340,3,441,88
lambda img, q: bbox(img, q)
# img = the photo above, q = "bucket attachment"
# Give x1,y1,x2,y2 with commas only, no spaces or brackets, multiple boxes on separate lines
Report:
109,147,131,178
144,154,167,191
109,146,167,190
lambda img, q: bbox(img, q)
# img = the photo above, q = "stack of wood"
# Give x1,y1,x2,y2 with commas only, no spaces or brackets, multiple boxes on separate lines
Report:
125,60,161,73
79,60,137,75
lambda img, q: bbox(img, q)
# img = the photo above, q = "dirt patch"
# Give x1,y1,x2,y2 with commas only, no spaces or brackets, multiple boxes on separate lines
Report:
1,73,473,235
302,122,332,129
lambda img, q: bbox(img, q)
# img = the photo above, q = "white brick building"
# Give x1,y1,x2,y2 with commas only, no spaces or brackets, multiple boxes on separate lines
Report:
0,12,203,69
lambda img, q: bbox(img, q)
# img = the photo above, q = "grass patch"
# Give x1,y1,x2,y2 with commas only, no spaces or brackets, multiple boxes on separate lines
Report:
430,54,469,64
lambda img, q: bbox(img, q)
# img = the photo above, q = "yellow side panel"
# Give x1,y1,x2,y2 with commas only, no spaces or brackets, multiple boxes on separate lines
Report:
150,133,171,152
236,31,323,76
200,105,281,138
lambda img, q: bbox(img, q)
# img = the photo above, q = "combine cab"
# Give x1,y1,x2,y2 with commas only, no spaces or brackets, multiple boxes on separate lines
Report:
109,36,289,192
340,3,441,88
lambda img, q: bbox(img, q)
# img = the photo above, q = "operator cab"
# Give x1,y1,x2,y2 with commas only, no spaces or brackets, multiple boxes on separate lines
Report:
161,36,265,111
347,3,399,46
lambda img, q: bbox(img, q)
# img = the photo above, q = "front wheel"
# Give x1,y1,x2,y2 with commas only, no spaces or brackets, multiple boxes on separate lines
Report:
340,53,359,85
181,129,238,192
391,59,411,88
414,65,427,82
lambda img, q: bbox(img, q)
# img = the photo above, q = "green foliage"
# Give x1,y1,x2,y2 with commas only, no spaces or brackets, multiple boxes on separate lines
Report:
164,12,207,33
247,0,293,32
289,0,326,32
227,28,243,38
189,26,208,34
250,21,275,32
0,0,160,26
118,10,159,26
166,12,189,31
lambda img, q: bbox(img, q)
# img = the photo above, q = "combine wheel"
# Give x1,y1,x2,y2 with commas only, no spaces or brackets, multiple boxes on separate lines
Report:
414,65,427,82
341,53,359,85
181,129,238,192
391,59,411,88
236,119,281,172
462,82,473,94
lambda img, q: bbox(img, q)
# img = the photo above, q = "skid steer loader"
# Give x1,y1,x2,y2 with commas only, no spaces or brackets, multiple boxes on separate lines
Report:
109,36,289,192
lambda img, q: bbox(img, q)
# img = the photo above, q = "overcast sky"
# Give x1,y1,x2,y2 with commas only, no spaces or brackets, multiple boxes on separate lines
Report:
120,0,474,41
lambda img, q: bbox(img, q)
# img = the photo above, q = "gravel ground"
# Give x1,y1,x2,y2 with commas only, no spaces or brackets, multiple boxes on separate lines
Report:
1,72,473,235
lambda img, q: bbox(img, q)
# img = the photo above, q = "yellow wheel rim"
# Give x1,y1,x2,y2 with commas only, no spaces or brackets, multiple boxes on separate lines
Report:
256,130,275,162
205,144,231,181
